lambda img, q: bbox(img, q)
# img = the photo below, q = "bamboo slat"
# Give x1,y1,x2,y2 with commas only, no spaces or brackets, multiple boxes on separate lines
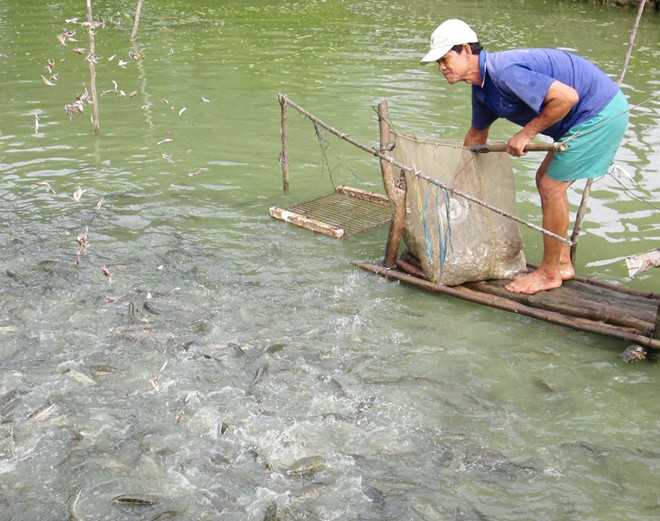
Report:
269,189,392,238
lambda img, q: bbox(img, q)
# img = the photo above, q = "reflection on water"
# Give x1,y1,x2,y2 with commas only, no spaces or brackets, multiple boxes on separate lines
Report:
0,0,658,520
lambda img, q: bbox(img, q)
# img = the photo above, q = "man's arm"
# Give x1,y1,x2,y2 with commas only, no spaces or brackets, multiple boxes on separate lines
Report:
507,80,579,156
464,125,490,147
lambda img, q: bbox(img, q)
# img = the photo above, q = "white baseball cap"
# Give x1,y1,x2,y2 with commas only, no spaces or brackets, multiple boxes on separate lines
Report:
420,19,479,64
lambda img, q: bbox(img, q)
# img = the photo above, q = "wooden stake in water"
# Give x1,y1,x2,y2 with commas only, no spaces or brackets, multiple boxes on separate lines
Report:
85,0,100,135
278,93,290,194
131,0,143,41
570,0,646,264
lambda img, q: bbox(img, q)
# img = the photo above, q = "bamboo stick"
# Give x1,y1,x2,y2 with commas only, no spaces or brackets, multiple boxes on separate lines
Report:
277,93,290,194
470,142,567,153
569,181,591,264
131,0,143,41
269,207,344,238
378,100,407,268
626,249,660,278
354,261,660,350
277,94,571,246
335,185,389,205
85,0,100,135
570,0,646,263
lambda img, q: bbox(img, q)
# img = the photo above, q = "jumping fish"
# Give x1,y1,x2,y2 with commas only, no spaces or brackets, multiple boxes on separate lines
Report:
40,74,55,86
247,363,268,392
26,402,58,423
63,369,97,386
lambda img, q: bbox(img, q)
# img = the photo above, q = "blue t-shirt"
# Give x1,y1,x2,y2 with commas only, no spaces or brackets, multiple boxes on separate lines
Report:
472,49,619,140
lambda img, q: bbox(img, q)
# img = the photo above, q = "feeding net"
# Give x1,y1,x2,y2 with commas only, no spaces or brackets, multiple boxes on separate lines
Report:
390,131,527,286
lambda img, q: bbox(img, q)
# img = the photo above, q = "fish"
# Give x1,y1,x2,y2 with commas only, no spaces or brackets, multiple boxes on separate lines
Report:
263,502,278,521
532,377,557,393
68,488,83,521
26,402,58,423
0,389,23,418
142,301,161,315
64,369,97,386
102,265,112,285
36,181,55,193
266,343,286,354
291,482,326,500
247,363,268,391
87,364,119,376
72,186,85,202
112,494,160,506
286,456,325,476
228,342,245,356
363,485,385,506
40,74,56,86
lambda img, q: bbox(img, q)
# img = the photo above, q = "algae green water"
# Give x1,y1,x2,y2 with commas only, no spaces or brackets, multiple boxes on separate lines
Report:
0,1,658,520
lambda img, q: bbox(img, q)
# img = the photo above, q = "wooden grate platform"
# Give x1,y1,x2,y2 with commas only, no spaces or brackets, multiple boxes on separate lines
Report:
269,186,391,238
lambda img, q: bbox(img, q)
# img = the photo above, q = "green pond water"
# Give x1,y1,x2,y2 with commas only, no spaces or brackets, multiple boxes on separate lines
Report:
0,1,658,520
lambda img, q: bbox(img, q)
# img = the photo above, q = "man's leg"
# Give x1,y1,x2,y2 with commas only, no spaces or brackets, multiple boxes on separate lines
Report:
506,153,573,295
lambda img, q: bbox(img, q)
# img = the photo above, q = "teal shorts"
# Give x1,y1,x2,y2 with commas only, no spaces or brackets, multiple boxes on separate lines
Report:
547,89,629,182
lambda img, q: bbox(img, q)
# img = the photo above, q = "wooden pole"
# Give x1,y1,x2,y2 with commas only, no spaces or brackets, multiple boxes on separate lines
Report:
85,0,100,136
378,100,407,268
570,0,645,264
131,0,143,41
278,93,290,194
471,142,566,153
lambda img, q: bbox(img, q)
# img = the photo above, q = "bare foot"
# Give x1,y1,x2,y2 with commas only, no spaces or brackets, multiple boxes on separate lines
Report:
505,269,563,295
559,262,574,281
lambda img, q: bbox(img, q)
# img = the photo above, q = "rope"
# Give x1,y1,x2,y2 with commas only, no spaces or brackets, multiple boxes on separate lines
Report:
422,185,455,273
423,186,434,265
438,186,455,267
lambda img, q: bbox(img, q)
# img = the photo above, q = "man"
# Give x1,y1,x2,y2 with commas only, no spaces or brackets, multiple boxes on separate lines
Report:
421,19,628,295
